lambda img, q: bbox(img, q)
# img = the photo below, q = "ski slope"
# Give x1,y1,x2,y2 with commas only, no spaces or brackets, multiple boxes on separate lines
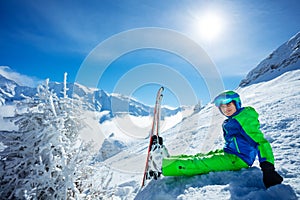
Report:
100,69,300,199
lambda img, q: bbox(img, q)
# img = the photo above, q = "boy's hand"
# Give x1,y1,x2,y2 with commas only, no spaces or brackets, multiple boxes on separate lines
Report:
260,161,283,188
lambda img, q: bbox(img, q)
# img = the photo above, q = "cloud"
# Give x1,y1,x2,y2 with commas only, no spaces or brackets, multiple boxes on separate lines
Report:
0,66,38,87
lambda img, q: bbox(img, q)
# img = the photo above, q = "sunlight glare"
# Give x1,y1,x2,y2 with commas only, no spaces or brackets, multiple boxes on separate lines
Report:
197,12,224,41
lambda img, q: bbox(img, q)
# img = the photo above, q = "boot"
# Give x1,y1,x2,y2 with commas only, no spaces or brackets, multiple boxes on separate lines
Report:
147,136,169,179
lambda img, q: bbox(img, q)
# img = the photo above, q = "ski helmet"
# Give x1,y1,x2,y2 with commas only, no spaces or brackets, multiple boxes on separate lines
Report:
213,91,242,110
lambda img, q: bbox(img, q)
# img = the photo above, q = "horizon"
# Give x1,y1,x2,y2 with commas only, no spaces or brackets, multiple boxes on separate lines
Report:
0,0,299,107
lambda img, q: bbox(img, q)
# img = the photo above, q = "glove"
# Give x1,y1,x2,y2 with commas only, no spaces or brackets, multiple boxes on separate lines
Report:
260,161,283,188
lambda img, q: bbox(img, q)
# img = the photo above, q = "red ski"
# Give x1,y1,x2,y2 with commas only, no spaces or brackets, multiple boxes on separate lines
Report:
141,86,164,188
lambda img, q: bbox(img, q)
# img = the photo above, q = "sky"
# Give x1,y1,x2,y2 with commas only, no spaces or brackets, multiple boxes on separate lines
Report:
0,0,299,107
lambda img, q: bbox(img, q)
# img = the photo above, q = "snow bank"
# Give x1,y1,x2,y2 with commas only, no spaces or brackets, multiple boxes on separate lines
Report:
135,168,297,200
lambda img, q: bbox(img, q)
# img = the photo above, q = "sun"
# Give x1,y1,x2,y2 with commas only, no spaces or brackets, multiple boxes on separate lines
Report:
197,12,225,41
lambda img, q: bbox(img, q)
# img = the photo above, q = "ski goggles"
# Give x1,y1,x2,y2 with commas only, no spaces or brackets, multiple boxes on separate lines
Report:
213,93,239,107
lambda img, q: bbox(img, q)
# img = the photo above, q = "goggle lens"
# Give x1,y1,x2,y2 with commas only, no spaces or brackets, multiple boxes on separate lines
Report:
214,98,233,107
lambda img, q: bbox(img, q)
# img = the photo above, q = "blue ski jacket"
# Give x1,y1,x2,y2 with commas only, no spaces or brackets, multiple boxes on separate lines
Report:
222,106,275,166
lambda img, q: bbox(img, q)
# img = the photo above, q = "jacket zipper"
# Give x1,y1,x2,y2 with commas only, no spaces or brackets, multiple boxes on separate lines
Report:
233,137,241,153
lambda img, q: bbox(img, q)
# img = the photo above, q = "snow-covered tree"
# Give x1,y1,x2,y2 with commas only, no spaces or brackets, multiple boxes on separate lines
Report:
0,76,92,199
193,100,202,113
75,162,113,199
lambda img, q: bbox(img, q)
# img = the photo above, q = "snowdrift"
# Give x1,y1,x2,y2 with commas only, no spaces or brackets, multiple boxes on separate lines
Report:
135,168,296,200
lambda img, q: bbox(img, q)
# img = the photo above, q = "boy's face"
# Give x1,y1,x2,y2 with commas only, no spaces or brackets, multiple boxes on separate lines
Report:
220,101,237,117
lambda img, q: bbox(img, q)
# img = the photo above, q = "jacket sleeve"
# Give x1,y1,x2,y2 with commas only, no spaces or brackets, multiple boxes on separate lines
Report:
235,107,275,164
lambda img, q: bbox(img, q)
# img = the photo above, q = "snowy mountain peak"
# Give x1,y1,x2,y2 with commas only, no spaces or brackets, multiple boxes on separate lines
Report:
0,74,34,105
240,32,300,87
0,73,183,121
0,74,18,98
0,74,18,87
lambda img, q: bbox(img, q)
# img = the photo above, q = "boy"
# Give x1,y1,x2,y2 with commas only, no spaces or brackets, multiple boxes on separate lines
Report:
156,91,283,189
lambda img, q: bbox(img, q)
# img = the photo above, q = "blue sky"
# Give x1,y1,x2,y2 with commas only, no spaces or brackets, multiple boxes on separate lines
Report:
0,0,299,107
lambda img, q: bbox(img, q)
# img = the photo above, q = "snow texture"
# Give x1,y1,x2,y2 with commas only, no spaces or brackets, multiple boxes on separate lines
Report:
0,79,92,199
94,133,127,162
95,70,298,199
240,32,300,87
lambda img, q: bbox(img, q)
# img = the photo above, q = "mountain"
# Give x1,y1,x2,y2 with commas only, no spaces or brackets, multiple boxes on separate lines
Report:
0,74,183,121
0,74,35,105
0,71,194,162
240,32,300,87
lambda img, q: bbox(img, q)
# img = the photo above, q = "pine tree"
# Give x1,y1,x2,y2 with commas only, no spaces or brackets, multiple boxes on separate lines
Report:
0,75,92,199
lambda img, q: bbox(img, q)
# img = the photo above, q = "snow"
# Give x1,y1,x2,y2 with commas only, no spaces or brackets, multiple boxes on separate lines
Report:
135,168,296,200
240,32,300,87
0,66,37,87
78,105,194,152
0,69,299,199
95,69,300,199
1,33,300,199
0,104,18,131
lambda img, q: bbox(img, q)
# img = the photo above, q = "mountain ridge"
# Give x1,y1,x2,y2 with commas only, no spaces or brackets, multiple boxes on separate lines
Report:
240,32,300,87
0,73,184,121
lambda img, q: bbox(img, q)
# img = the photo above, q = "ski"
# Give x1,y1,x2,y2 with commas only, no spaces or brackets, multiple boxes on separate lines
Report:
141,87,164,188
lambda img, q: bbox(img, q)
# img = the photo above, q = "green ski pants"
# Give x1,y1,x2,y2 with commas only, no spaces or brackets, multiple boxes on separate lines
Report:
162,149,248,176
